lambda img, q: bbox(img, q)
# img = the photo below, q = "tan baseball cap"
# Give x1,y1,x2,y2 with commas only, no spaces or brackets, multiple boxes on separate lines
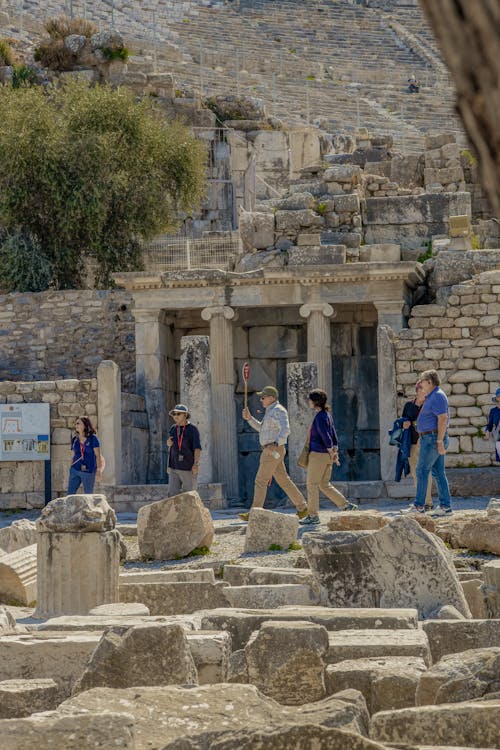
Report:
256,386,279,398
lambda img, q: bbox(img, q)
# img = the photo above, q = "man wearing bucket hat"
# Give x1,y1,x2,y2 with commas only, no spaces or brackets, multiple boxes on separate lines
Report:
485,387,500,463
240,385,309,521
166,404,202,496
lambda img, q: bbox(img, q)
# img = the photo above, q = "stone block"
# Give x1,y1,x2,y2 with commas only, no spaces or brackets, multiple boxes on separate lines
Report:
326,657,427,714
0,606,17,636
303,517,471,619
334,194,360,213
224,584,318,609
297,232,321,246
416,647,500,706
37,494,116,533
245,620,329,704
422,619,500,662
244,508,298,553
0,520,36,554
0,678,61,719
359,244,400,263
425,133,456,150
74,622,198,693
137,491,214,560
223,565,315,588
187,631,231,684
275,192,314,211
324,165,361,183
327,511,389,531
0,544,37,606
287,244,346,265
275,209,323,233
88,602,150,617
239,211,274,252
0,711,135,749
248,327,299,358
119,580,230,615
119,569,215,584
326,629,431,666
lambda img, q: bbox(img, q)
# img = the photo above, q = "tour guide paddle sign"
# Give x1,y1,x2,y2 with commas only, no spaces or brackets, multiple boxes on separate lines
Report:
242,362,250,409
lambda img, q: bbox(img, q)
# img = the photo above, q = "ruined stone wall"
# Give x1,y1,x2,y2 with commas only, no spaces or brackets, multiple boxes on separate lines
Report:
395,270,500,468
0,290,136,392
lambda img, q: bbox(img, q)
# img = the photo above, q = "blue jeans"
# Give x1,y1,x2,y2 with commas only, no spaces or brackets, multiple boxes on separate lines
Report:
68,467,97,494
415,433,451,509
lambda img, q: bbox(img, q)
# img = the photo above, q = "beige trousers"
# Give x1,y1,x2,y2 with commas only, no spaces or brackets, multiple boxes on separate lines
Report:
306,451,347,516
408,441,433,507
252,444,307,511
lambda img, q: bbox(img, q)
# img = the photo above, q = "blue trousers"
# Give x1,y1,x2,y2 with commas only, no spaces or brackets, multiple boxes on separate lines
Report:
68,467,97,494
415,433,451,509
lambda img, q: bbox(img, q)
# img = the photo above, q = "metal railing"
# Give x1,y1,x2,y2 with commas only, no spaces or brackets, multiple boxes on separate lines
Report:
142,232,241,273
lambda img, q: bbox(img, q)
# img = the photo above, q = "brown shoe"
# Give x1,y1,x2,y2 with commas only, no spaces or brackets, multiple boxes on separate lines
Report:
238,512,250,521
296,507,309,520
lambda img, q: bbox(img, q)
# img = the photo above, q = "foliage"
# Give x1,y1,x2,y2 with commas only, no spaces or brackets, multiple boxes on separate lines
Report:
268,543,283,551
44,15,97,39
460,148,477,167
12,64,38,89
0,38,15,66
288,541,302,551
0,80,206,290
34,39,76,71
187,546,211,557
101,45,129,62
0,232,53,292
471,232,480,250
316,201,327,216
417,242,433,263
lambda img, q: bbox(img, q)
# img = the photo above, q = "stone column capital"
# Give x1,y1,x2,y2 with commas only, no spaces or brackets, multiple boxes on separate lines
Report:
373,300,404,315
134,309,169,325
201,306,235,322
299,302,336,319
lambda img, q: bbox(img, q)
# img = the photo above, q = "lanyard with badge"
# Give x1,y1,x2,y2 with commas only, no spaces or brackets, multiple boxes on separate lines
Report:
177,425,186,463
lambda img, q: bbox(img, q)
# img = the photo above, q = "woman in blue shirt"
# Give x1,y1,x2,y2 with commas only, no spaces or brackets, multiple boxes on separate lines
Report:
68,416,103,494
300,389,358,526
485,387,500,463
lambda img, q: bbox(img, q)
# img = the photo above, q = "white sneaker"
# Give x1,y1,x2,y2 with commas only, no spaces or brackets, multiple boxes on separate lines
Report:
431,507,452,517
400,504,425,515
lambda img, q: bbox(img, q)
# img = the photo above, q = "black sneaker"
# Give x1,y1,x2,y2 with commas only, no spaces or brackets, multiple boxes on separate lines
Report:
343,502,359,511
300,515,320,525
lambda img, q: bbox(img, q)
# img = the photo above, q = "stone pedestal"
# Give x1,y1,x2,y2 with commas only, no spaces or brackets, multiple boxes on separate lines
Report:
97,360,122,485
374,302,404,481
180,335,213,485
134,310,169,482
35,530,120,618
201,306,238,499
287,362,318,484
299,303,335,399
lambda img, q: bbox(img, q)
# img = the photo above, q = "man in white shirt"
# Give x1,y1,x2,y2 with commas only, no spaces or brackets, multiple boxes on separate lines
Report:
239,385,308,521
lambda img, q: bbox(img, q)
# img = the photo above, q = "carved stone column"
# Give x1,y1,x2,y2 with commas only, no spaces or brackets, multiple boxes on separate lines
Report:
201,306,238,499
134,309,169,482
299,303,335,399
287,362,318,484
180,335,213,484
374,301,404,482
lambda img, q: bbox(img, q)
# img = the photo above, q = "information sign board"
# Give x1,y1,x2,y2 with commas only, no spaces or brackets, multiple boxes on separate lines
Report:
0,403,51,461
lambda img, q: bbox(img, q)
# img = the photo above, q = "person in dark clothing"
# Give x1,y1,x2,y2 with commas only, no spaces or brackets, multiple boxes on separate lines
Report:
166,404,202,496
68,415,103,494
402,381,433,509
300,389,358,526
485,387,500,463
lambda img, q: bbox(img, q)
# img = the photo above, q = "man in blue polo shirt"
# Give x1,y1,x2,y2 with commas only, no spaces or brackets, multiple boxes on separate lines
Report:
403,369,452,516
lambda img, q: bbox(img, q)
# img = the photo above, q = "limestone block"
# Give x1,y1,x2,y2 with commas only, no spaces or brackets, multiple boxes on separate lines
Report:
434,514,500,554
275,192,314,211
119,568,215,584
119,581,230,615
416,647,500,706
324,165,361,183
0,678,61,718
302,517,471,619
487,498,500,518
460,581,489,620
88,602,150,616
0,633,100,691
74,622,198,693
0,711,135,750
186,631,231,684
60,683,372,748
199,607,419,651
422,619,500,662
223,565,315,588
224,584,318,609
334,193,360,213
245,620,329,704
0,544,37,606
37,614,197,632
483,561,500,617
327,511,389,531
369,700,500,748
0,606,17,635
244,508,298,553
137,491,214,560
275,209,323,233
239,211,274,252
425,133,456,150
248,326,299,358
35,531,120,618
287,244,346,265
37,494,116,533
227,648,249,683
359,244,401,263
297,232,321,246
204,725,388,750
326,657,427,714
326,629,431,667
0,520,36,554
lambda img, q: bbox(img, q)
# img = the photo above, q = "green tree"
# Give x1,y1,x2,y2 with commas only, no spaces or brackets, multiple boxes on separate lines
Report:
0,80,206,290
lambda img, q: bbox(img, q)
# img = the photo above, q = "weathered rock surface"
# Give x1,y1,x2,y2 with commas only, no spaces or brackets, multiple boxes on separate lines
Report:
228,648,248,683
487,498,500,518
244,508,298,553
37,494,116,533
88,602,150,616
422,620,500,663
0,544,37,606
434,512,500,555
0,678,61,718
74,622,198,693
224,583,318,609
483,560,500,617
60,684,370,749
327,511,389,531
245,620,329,704
222,565,315,588
327,657,428,714
416,648,500,705
186,631,231,684
37,613,198,632
200,725,389,750
0,605,18,635
0,711,135,750
119,568,215,584
303,517,471,618
461,579,489,619
326,629,431,666
0,520,36,554
137,491,214,560
369,700,500,747
119,580,230,615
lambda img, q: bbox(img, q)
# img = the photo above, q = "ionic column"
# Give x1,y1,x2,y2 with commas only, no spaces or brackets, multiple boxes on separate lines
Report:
374,301,404,481
201,306,239,499
180,335,213,484
299,303,336,399
134,310,169,482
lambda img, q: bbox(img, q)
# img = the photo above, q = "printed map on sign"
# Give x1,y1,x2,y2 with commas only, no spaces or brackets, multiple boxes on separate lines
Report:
0,403,50,461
